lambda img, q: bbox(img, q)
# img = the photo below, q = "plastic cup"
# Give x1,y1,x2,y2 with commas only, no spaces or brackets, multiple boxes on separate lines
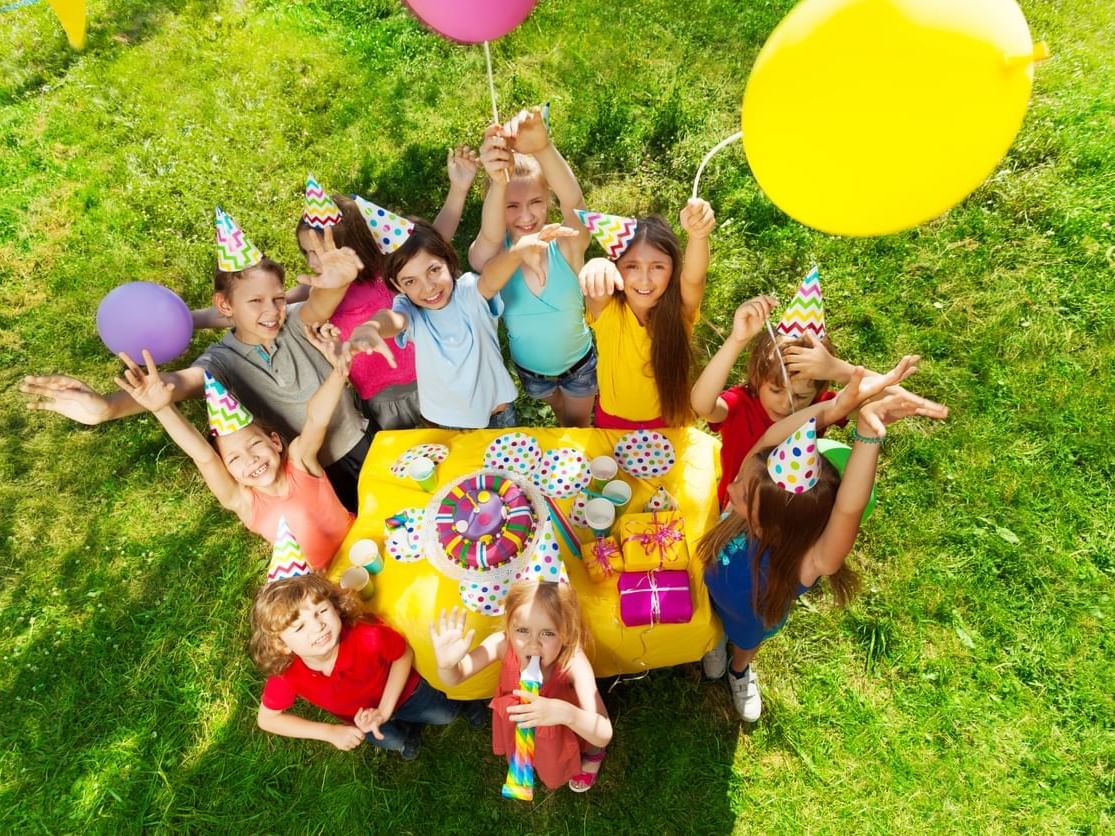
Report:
589,456,618,492
348,539,384,574
584,497,616,539
602,479,632,512
340,566,374,600
408,456,437,492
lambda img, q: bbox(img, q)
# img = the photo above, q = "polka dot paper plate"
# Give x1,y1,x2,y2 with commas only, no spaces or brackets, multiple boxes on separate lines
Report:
483,432,542,476
614,431,676,478
458,579,512,617
390,444,449,478
384,508,426,562
531,447,589,499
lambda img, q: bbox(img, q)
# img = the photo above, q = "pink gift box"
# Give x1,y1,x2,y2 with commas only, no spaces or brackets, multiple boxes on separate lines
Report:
617,570,693,626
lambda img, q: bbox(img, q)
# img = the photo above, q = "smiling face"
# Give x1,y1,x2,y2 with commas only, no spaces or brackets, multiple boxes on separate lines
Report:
504,175,549,242
757,376,822,423
278,595,342,664
616,239,673,317
508,595,564,674
395,249,455,310
215,424,284,488
214,266,287,345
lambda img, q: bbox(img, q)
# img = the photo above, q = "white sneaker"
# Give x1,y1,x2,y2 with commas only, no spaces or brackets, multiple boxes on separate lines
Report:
729,665,762,722
702,637,728,680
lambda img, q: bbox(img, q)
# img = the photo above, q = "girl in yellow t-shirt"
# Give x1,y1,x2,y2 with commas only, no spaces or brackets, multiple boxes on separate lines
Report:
578,198,715,428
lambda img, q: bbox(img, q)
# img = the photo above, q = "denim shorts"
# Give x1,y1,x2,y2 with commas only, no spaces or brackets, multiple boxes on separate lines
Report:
514,347,599,400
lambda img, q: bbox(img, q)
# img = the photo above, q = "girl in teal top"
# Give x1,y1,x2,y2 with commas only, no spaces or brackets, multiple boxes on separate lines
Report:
469,106,598,427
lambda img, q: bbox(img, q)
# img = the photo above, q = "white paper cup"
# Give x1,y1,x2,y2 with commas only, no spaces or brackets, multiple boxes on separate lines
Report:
408,456,437,491
584,497,616,539
589,456,618,492
348,539,384,574
602,479,632,511
340,566,374,599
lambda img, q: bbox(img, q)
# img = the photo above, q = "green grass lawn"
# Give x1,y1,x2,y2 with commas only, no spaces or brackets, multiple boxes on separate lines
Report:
2,0,1113,831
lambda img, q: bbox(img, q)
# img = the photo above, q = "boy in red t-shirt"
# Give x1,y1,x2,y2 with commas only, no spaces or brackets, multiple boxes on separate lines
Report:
250,574,483,760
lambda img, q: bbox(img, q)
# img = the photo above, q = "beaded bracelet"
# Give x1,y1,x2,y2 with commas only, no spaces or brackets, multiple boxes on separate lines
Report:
851,428,884,445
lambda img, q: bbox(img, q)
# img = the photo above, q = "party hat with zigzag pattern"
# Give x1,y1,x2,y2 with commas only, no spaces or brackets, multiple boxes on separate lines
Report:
204,371,253,437
353,195,414,254
576,209,637,260
267,517,312,583
303,174,343,230
214,207,264,272
777,266,826,339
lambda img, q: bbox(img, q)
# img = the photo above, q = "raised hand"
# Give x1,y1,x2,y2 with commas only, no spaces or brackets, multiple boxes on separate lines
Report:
730,295,777,345
679,197,716,239
503,106,550,155
429,607,476,670
297,225,363,289
448,144,480,190
113,350,175,413
348,321,397,369
479,123,512,178
20,374,112,425
511,223,577,255
783,331,839,381
578,256,624,299
858,386,950,437
301,321,353,373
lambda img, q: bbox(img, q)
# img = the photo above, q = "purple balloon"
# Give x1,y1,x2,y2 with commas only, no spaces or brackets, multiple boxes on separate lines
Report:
96,281,193,364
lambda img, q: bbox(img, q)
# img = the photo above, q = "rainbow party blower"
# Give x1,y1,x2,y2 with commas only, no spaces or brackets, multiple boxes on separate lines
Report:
501,654,544,801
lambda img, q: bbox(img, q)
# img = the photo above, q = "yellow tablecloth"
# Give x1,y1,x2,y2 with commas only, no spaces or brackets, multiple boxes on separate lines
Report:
327,427,724,699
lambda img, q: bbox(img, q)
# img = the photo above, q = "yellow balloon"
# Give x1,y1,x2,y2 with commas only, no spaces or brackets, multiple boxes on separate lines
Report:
741,0,1048,237
47,0,87,49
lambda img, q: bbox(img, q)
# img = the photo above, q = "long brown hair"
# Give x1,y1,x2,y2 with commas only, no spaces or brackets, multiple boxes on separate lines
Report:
503,581,589,673
619,215,695,426
295,194,384,285
697,449,859,626
248,574,365,676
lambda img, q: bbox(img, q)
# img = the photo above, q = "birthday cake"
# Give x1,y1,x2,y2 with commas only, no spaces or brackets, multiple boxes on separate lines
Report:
434,473,535,570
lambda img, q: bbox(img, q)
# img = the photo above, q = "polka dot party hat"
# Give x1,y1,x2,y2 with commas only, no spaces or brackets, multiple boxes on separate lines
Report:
353,195,415,253
302,174,343,230
214,207,264,272
777,266,826,339
267,517,312,583
575,208,638,260
766,417,820,493
204,371,253,437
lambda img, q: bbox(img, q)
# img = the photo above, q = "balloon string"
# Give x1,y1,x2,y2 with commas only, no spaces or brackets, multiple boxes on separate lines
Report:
692,130,742,200
484,40,499,125
765,319,795,414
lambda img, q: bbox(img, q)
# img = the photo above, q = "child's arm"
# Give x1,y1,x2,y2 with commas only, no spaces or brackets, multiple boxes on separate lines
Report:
21,365,206,425
113,351,251,521
433,145,480,242
802,388,950,584
478,224,578,300
678,198,716,318
353,645,415,741
506,650,612,748
348,310,404,367
468,124,512,272
430,607,506,686
192,286,310,331
505,106,591,271
783,332,856,384
578,257,624,319
257,704,366,751
295,226,364,327
286,335,353,478
691,295,777,422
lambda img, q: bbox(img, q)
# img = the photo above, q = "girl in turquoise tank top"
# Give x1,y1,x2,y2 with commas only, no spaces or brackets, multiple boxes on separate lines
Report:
468,106,598,427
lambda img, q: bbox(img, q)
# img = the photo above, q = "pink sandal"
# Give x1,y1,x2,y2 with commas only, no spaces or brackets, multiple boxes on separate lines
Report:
568,749,607,793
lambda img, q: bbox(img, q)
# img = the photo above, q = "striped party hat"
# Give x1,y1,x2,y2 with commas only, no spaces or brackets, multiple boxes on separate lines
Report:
576,209,637,260
353,195,414,253
303,174,343,230
267,517,312,583
214,207,264,272
777,266,826,339
767,417,820,494
204,371,253,436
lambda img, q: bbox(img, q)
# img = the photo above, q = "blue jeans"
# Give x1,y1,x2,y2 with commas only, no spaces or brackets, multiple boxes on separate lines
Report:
487,404,518,429
365,680,460,753
514,347,599,400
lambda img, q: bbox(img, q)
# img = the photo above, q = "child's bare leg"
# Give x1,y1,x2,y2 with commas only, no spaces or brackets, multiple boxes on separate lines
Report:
730,645,758,673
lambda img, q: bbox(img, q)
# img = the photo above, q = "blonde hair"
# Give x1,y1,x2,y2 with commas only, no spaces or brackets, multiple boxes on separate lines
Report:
248,575,365,676
483,153,551,197
503,581,587,673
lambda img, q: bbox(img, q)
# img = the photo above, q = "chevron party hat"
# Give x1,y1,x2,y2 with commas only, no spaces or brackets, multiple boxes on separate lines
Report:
303,174,343,230
767,417,821,494
777,266,826,339
353,195,414,253
267,517,312,583
204,371,253,437
214,207,264,272
576,209,638,260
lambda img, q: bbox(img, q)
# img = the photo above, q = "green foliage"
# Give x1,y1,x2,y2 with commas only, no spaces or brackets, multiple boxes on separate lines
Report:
1,0,1113,831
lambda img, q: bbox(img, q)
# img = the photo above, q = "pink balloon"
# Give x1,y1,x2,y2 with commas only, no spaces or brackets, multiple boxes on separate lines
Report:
403,0,539,44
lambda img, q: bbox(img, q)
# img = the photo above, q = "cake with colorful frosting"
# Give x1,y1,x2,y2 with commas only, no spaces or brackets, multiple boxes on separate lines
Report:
434,473,536,571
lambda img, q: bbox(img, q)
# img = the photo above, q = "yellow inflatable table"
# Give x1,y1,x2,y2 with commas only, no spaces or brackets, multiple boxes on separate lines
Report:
327,427,724,699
